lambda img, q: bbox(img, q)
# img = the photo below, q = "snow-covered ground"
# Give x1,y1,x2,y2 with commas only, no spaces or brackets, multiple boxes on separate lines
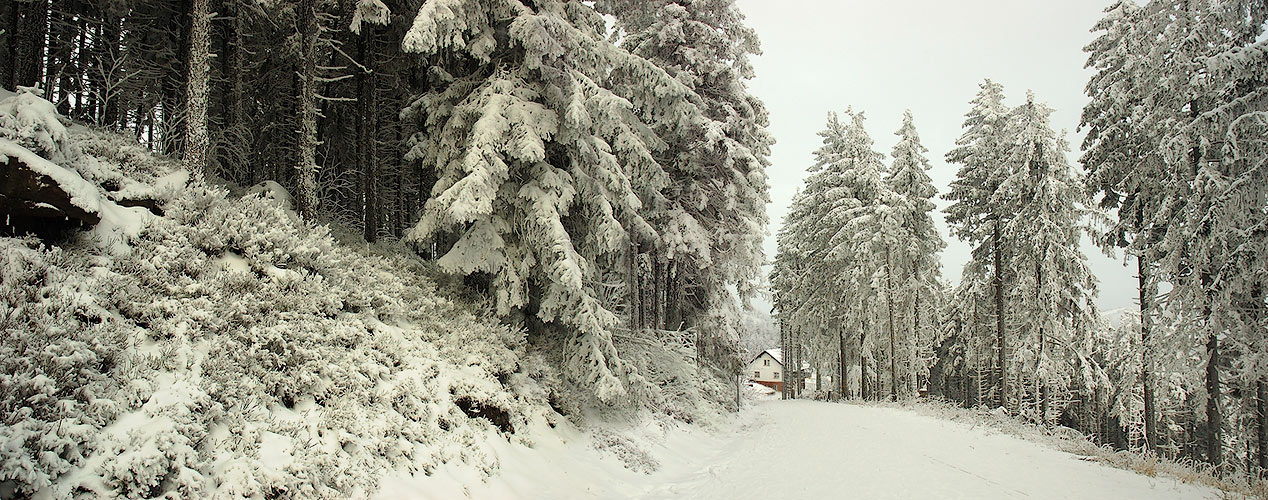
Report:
385,398,1220,499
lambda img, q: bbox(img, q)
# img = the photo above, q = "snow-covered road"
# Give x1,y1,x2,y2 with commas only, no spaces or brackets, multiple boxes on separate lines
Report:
381,399,1220,499
634,400,1216,499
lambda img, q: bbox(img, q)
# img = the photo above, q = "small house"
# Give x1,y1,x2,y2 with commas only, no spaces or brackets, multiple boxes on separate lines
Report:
748,349,785,391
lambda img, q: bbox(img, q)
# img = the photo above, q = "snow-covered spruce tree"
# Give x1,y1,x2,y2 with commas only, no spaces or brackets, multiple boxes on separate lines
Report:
1203,35,1268,474
1167,0,1268,471
833,111,903,401
997,92,1099,426
1110,0,1268,468
599,0,772,371
771,115,854,400
400,0,721,404
1080,0,1168,451
1152,0,1246,466
1079,0,1268,467
886,110,945,397
932,266,995,406
765,186,836,398
944,79,1014,409
1082,0,1216,458
772,110,900,401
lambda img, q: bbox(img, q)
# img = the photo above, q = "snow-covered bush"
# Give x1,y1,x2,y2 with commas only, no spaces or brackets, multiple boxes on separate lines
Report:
0,237,126,497
0,87,74,163
614,328,737,426
590,428,659,474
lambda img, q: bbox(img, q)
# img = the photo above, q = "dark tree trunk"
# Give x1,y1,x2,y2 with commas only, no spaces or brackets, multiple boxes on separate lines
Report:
667,261,682,330
994,220,1007,410
659,256,669,329
628,239,642,331
394,123,407,238
44,0,74,114
162,0,194,156
780,321,788,400
75,11,88,118
182,0,212,174
0,1,15,88
912,288,921,395
1206,329,1222,468
886,247,898,401
787,327,797,399
970,301,981,407
358,25,379,242
11,0,50,90
100,17,122,127
84,23,101,123
227,0,250,183
1139,254,1158,452
1036,258,1049,425
293,0,320,216
838,329,846,400
860,315,869,401
1258,379,1266,472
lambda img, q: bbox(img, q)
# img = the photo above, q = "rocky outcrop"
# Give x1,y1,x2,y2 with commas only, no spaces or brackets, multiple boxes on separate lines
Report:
1,151,100,236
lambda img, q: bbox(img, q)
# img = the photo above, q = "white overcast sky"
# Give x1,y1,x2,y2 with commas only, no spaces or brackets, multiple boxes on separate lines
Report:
735,0,1137,313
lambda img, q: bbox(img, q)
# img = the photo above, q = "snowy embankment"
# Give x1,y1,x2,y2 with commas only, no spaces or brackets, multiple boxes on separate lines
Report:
400,396,1224,500
0,88,560,498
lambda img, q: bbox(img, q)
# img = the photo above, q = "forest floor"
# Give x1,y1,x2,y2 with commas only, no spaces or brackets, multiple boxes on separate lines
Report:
379,395,1225,499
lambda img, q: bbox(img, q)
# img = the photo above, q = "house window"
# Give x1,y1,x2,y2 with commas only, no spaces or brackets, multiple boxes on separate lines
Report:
764,359,770,366
754,371,760,378
774,372,780,379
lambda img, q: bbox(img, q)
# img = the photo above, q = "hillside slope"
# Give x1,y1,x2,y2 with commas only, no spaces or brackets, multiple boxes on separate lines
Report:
0,88,565,498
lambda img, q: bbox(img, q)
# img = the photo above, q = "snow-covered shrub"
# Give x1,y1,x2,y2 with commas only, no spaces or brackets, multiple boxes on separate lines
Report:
0,237,125,497
610,329,736,426
0,88,75,164
590,428,659,474
98,378,218,499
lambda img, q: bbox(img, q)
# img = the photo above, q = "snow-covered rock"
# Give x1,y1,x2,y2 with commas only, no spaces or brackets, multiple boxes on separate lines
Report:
0,138,103,232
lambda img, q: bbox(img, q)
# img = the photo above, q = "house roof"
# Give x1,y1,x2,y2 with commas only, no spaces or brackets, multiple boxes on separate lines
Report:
750,348,810,371
752,348,782,365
